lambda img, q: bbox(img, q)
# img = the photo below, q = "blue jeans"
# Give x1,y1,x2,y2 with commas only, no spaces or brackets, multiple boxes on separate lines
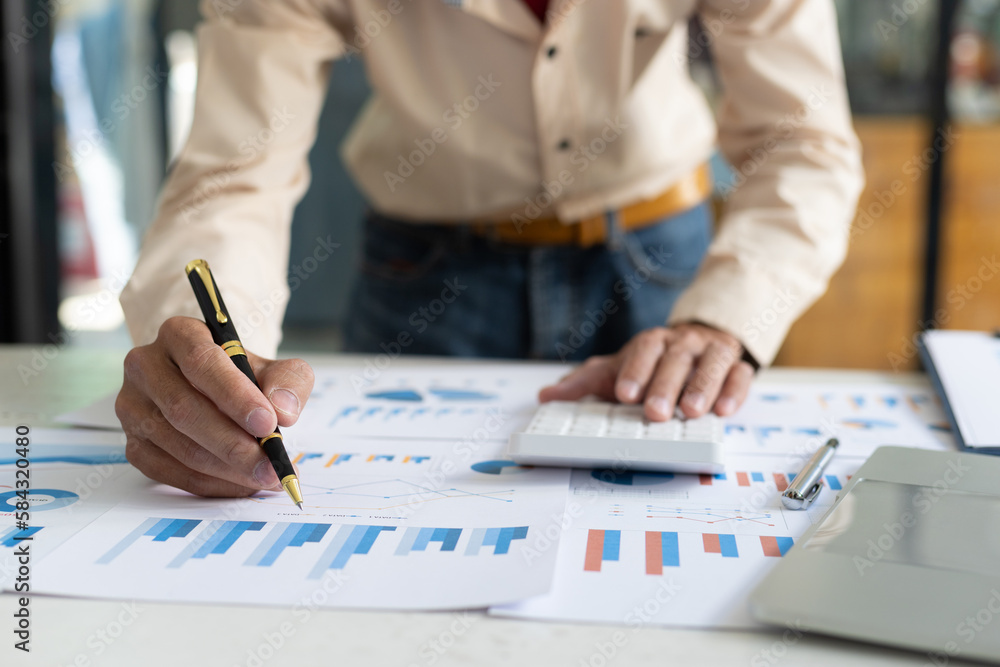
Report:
343,203,712,361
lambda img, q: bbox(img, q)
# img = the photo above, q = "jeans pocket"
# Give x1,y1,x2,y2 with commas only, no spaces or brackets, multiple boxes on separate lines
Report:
359,212,449,282
616,203,712,288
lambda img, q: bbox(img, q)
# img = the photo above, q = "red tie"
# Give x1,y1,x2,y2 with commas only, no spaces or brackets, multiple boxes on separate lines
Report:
522,0,550,22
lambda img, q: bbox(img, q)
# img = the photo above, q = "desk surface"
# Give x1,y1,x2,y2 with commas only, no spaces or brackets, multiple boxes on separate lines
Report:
0,347,980,667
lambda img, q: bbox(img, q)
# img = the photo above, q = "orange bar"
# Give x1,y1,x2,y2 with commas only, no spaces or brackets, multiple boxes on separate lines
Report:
698,474,713,486
324,454,339,468
760,536,781,557
292,452,304,464
736,472,750,487
773,473,788,492
584,529,605,572
645,531,663,575
703,533,721,554
366,454,375,462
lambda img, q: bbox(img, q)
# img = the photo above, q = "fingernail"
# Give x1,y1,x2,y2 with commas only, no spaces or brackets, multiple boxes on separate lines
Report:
684,392,707,413
618,380,641,402
269,389,300,417
649,397,671,418
716,397,736,415
253,460,279,489
246,408,273,437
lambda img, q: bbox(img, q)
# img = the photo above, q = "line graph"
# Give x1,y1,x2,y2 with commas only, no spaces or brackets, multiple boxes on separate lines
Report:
247,478,515,512
644,505,776,527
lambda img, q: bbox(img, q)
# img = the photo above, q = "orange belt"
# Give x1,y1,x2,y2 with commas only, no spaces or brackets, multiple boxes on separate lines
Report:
473,164,712,247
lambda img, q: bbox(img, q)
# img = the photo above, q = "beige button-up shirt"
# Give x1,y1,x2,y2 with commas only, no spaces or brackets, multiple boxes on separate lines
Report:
121,0,864,366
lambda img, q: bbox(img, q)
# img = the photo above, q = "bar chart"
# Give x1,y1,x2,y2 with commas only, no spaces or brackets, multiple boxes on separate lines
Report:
1,525,42,547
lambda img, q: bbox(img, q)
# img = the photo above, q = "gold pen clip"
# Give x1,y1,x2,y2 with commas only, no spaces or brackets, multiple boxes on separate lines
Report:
185,259,229,325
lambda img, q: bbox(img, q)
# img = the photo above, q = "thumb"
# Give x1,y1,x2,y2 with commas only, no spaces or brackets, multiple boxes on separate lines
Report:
250,355,315,427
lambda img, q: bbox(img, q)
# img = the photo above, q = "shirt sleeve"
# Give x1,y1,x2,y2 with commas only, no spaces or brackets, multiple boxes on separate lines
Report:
668,0,865,366
119,0,350,359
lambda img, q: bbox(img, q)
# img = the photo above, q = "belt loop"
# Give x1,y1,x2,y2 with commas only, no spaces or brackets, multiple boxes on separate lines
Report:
606,209,623,251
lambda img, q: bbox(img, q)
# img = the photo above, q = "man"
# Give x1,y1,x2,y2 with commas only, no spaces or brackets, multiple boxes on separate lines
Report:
117,0,863,497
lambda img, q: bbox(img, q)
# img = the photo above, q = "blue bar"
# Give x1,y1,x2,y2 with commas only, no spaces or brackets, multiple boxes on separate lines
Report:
290,523,328,547
153,519,201,541
212,521,266,555
602,530,621,562
256,524,299,567
494,527,517,555
307,525,354,578
394,527,421,555
193,521,232,558
718,534,739,558
435,528,461,551
330,526,368,568
307,524,329,542
143,518,175,538
463,528,487,556
661,532,680,567
751,472,765,483
775,537,794,556
714,473,727,480
1,526,42,548
169,520,226,568
825,475,843,491
99,517,162,564
355,526,395,555
412,527,434,551
482,528,500,547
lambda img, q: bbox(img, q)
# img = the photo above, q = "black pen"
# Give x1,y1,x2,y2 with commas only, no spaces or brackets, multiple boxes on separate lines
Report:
185,259,304,510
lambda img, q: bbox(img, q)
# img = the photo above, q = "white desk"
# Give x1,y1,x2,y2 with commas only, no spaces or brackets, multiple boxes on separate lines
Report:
0,347,979,666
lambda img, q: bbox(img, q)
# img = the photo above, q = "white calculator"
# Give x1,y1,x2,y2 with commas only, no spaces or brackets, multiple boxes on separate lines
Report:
505,401,725,473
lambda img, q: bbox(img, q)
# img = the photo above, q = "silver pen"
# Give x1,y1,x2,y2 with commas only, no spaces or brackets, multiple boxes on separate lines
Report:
782,438,839,510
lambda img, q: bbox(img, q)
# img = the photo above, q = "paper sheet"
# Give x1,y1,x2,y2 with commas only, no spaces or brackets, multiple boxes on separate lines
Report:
490,455,859,628
0,457,146,590
921,330,1000,448
491,381,956,628
33,438,570,610
54,393,122,430
33,364,958,623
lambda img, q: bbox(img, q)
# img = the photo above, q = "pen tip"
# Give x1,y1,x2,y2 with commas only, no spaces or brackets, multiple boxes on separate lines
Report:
296,502,303,511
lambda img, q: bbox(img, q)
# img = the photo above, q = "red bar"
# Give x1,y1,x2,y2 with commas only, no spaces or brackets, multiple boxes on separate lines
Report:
760,536,781,557
773,473,788,492
645,531,663,575
698,474,713,486
584,529,605,572
736,472,750,487
703,533,721,554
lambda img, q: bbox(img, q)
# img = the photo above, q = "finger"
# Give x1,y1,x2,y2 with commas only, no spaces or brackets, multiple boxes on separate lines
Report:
614,330,669,403
124,343,278,483
643,347,698,421
125,435,264,498
123,391,279,490
253,356,315,427
158,317,278,438
713,361,755,416
538,357,618,402
679,341,741,418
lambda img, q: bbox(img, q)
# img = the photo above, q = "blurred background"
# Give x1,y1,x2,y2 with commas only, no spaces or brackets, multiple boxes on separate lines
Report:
1,0,998,369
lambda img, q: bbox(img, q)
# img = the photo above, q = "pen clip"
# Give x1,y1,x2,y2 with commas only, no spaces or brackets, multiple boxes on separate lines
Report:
782,479,825,510
185,259,229,325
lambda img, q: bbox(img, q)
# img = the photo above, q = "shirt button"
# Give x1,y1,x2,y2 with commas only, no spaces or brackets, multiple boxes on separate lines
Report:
546,46,558,58
557,139,571,151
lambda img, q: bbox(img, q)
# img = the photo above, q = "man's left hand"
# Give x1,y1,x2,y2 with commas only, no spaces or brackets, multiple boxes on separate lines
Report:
538,323,755,420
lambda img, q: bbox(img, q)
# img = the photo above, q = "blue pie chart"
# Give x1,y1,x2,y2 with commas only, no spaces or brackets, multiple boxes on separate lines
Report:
0,488,79,512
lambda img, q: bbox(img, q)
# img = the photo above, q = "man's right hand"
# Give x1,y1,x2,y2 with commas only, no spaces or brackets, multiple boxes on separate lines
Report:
115,317,315,497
